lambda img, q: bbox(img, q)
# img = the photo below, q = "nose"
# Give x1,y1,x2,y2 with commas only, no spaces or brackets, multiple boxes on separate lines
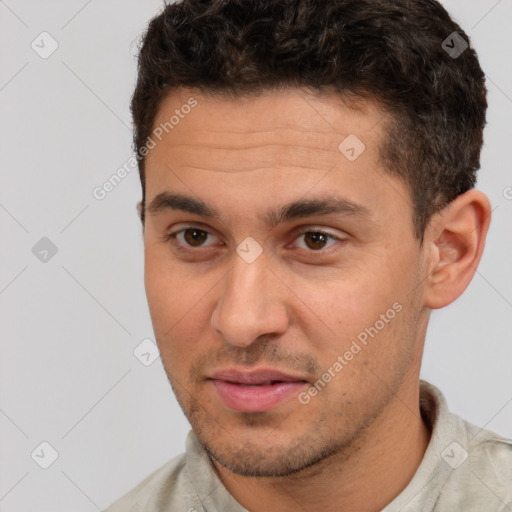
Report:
210,249,290,348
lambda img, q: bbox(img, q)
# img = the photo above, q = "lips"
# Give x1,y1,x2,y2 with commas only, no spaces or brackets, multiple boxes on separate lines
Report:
211,369,308,385
208,368,309,412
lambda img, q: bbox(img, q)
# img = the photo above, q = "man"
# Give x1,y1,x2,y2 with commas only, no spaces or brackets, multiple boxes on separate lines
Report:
105,0,512,510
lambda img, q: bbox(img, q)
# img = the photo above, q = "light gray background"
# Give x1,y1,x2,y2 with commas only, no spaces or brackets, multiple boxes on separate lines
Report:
0,0,511,510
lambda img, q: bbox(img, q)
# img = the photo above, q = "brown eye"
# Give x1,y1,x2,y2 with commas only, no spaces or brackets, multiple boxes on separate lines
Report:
295,230,341,252
303,232,329,250
165,226,218,249
183,228,208,247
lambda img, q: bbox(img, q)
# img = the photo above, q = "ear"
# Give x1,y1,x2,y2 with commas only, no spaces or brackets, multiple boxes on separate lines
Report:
423,190,492,309
136,200,144,225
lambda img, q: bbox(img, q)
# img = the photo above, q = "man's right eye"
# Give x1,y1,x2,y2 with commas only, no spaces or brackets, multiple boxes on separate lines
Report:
163,226,221,249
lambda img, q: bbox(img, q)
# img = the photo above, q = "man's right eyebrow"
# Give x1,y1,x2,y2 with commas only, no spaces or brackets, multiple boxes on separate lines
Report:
146,192,221,220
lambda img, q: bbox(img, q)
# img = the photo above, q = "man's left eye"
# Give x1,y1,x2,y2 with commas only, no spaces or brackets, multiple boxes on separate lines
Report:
294,230,341,251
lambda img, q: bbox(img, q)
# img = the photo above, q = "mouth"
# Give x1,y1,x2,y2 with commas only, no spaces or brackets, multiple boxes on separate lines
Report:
208,368,310,413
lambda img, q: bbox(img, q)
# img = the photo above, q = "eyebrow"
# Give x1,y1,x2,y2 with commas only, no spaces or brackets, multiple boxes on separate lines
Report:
146,191,372,228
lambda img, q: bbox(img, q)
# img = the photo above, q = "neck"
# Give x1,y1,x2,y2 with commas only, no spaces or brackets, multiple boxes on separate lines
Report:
211,378,431,512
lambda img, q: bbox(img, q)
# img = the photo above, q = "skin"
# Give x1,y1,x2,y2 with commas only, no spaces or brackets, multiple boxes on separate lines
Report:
141,87,491,512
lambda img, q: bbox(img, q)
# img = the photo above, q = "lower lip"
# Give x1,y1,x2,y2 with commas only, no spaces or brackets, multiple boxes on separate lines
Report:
211,380,307,412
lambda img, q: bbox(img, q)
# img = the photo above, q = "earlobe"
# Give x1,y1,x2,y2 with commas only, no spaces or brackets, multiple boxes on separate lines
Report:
423,190,492,309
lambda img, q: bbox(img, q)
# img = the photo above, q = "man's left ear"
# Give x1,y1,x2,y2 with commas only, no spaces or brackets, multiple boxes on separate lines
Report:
423,189,492,309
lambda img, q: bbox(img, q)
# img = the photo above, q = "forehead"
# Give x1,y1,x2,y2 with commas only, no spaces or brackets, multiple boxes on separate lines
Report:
146,87,388,177
154,87,385,129
143,87,413,233
150,87,386,152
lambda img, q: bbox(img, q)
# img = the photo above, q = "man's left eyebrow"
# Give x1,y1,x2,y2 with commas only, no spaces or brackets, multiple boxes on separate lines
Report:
146,191,373,227
263,195,372,227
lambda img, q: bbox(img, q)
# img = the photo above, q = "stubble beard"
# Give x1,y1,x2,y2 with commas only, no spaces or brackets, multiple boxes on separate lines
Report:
166,373,393,479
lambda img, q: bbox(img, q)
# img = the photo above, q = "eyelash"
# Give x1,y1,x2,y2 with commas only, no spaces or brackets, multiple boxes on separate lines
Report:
162,225,344,254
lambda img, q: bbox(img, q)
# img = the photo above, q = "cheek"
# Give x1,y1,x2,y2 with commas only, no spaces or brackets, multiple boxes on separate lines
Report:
301,274,391,340
144,253,179,329
144,248,214,366
296,251,418,366
144,248,191,343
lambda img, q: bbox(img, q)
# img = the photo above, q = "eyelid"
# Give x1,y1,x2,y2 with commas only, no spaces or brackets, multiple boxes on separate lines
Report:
292,226,342,240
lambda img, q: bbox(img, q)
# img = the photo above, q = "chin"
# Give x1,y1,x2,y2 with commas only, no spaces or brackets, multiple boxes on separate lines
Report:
194,417,353,478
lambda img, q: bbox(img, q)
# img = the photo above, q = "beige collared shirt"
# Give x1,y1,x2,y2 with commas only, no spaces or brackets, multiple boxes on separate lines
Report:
104,380,512,511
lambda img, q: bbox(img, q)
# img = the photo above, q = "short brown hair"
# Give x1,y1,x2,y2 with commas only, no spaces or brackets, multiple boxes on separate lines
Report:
131,0,487,240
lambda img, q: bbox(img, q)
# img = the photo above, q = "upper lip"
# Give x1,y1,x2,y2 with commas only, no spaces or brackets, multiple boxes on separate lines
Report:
209,368,310,385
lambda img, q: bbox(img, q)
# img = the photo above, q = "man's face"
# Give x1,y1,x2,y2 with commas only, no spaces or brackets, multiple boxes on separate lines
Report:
143,88,429,477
